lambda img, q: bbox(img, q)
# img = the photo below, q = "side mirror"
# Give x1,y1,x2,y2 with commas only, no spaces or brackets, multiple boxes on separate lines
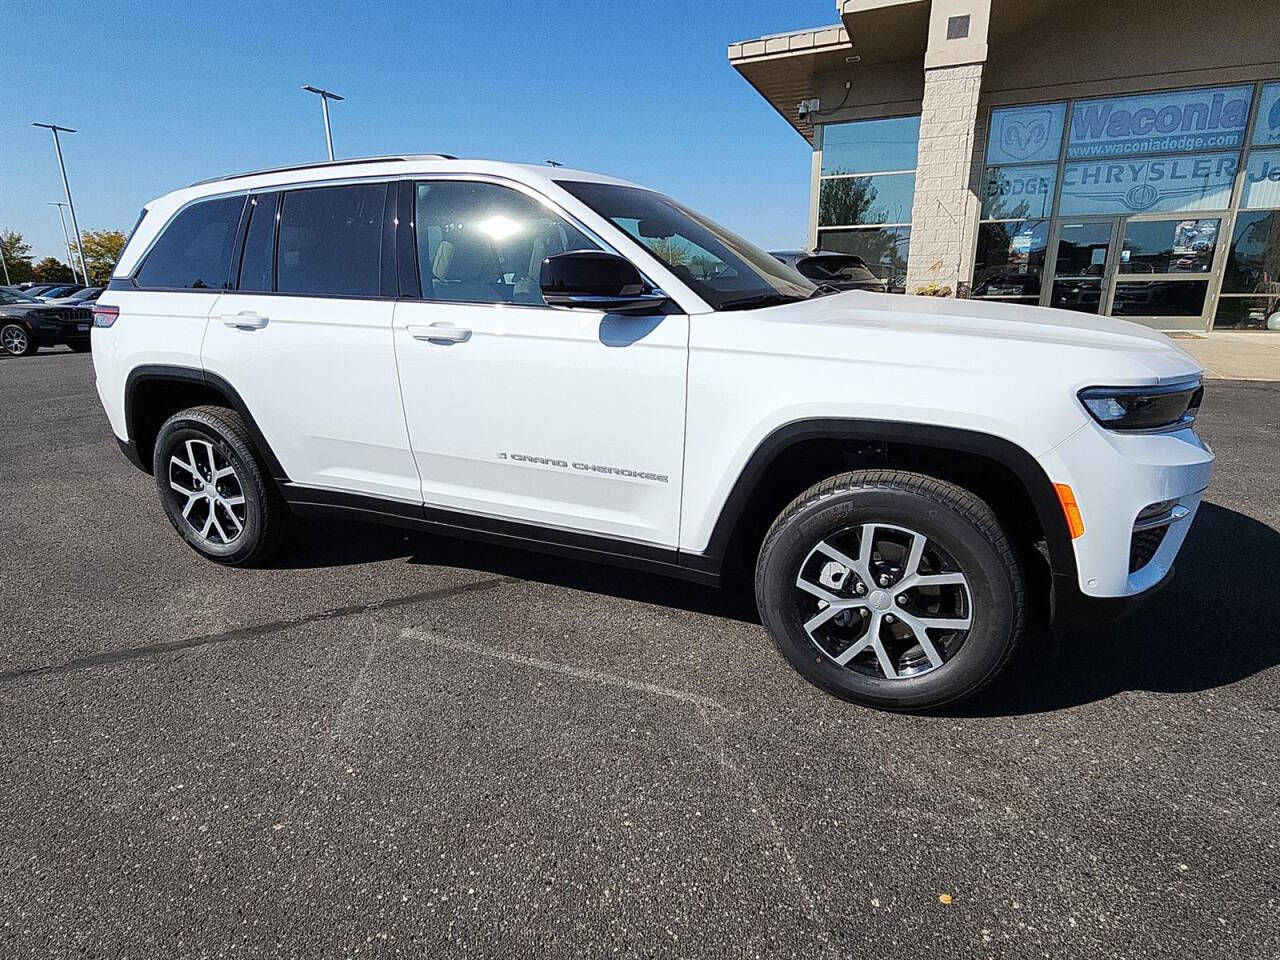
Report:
540,250,669,315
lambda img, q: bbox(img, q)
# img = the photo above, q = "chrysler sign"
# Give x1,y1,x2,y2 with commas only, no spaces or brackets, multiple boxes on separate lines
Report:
1067,85,1254,158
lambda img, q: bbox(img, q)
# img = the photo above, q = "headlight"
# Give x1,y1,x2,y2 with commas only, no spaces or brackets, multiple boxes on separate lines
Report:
1078,380,1203,432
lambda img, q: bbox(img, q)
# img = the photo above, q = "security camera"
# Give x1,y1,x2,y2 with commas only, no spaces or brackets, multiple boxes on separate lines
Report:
797,98,820,120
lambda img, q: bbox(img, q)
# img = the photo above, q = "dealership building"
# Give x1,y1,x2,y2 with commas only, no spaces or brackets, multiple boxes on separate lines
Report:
728,0,1280,331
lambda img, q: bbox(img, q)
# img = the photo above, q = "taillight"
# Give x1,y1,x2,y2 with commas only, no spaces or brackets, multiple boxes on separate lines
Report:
92,304,119,328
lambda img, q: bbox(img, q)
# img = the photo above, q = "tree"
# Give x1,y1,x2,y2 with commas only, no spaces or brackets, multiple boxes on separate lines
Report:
32,257,74,283
1,229,35,284
80,229,128,285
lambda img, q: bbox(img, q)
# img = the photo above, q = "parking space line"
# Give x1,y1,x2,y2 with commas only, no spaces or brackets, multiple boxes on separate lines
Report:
402,625,734,716
0,577,513,684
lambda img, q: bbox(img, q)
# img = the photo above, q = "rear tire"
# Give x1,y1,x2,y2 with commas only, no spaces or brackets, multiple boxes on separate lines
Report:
754,470,1025,711
2,323,36,356
152,405,287,566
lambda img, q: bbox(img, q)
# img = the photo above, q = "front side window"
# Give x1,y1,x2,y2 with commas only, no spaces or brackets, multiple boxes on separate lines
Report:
0,288,39,304
558,180,814,310
413,181,599,305
276,183,386,297
136,194,245,289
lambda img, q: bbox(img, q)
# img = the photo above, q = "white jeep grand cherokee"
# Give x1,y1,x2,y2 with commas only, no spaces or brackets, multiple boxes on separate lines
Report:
92,156,1214,710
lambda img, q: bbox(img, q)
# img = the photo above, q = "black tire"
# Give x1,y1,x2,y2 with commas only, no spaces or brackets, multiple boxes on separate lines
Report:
152,405,287,566
755,470,1025,711
1,323,36,356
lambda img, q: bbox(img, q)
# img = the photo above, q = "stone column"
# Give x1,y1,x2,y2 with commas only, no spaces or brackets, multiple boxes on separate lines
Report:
904,62,984,294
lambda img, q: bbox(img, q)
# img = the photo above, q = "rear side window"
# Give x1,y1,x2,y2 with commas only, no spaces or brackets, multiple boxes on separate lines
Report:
135,195,245,289
276,184,386,297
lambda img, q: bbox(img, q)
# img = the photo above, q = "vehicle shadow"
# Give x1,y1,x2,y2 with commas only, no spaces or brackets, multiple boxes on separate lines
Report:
948,501,1280,717
273,501,1279,709
272,518,760,623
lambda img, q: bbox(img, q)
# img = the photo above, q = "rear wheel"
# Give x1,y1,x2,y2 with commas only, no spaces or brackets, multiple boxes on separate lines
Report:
152,405,286,566
2,323,35,356
755,470,1025,711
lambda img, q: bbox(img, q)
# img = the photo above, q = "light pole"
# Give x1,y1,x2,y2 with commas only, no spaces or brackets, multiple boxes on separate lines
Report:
32,122,89,285
301,85,344,161
48,202,76,274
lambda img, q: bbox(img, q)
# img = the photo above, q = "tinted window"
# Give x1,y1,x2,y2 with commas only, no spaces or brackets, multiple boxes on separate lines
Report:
795,256,877,283
1119,219,1219,274
1222,210,1280,293
238,193,279,292
821,116,920,176
277,184,386,297
414,181,598,305
972,220,1049,303
136,195,245,289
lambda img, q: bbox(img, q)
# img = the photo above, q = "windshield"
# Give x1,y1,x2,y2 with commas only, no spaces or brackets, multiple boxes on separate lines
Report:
0,287,39,305
797,255,877,284
557,180,815,310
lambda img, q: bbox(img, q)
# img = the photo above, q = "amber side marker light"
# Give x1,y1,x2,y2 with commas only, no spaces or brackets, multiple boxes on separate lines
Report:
1054,483,1085,539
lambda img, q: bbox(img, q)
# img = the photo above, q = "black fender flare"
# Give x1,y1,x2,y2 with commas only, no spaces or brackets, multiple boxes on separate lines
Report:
123,364,289,480
683,417,1078,590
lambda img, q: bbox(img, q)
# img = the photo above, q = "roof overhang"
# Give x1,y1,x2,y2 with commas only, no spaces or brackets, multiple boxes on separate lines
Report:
728,1,930,142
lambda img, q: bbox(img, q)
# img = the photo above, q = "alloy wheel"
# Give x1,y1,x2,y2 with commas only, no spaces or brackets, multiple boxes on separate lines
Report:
793,522,973,679
166,438,247,546
2,325,29,355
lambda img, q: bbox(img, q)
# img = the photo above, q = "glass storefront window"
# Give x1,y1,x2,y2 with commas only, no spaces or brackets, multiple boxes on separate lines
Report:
973,221,1049,302
818,174,915,227
1222,210,1280,293
1111,281,1210,317
821,116,920,176
987,103,1066,165
1214,295,1280,330
1241,149,1280,209
1067,85,1253,159
981,164,1057,220
1059,152,1239,215
1254,82,1280,147
817,227,910,293
1119,219,1219,274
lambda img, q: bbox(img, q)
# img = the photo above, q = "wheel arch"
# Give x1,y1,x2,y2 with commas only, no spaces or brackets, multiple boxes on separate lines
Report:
123,364,288,480
683,418,1078,617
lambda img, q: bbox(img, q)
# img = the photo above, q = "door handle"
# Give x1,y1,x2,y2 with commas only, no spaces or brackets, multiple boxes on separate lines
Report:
220,311,269,330
408,322,471,345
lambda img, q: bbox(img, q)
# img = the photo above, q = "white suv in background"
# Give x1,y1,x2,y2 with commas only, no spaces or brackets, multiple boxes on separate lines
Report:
92,156,1213,710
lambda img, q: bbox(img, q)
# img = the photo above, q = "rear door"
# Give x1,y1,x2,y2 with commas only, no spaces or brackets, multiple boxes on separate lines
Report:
392,177,688,546
200,181,420,503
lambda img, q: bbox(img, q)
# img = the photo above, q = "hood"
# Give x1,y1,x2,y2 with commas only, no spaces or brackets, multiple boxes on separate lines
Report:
761,290,1201,385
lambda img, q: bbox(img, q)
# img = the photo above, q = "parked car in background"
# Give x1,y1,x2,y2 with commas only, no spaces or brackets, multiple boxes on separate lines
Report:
36,284,87,301
770,250,886,292
47,286,103,305
19,283,65,298
0,286,93,356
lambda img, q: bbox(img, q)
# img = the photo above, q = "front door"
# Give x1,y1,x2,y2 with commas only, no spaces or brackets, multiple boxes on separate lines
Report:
392,178,688,547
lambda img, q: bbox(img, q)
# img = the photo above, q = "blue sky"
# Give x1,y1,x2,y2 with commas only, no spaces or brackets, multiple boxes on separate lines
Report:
3,0,835,264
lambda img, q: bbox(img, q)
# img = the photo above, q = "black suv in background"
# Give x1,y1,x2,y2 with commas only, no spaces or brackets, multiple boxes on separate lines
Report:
0,286,93,356
770,250,888,292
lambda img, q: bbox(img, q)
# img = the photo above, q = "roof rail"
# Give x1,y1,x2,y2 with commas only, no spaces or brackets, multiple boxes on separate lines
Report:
190,154,457,187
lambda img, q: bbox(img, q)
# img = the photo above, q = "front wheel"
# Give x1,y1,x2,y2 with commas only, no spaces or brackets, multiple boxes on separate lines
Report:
755,470,1025,711
2,323,36,356
152,405,287,566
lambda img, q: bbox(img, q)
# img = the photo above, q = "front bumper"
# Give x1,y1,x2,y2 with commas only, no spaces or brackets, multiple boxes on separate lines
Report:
1039,418,1214,602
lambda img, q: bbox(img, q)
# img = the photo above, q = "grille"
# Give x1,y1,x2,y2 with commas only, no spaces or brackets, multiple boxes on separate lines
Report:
1129,526,1169,573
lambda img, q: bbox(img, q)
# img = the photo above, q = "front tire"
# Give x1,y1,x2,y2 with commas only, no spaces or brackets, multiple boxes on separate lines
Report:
755,470,1025,711
152,405,286,566
2,323,36,356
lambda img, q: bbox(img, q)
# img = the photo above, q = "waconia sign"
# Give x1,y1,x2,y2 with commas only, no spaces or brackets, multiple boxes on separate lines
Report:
1068,85,1254,159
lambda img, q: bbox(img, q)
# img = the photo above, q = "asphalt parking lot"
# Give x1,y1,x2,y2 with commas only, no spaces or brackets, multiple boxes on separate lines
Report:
1,348,1277,959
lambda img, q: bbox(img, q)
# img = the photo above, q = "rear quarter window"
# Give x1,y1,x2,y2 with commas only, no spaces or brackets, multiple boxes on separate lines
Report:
135,195,246,290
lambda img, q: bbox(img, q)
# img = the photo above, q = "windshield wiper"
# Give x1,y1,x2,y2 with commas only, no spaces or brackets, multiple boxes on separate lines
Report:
717,293,808,311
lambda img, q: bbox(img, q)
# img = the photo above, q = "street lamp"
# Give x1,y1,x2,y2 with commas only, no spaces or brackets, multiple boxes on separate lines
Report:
48,202,76,275
32,122,89,285
301,85,344,161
